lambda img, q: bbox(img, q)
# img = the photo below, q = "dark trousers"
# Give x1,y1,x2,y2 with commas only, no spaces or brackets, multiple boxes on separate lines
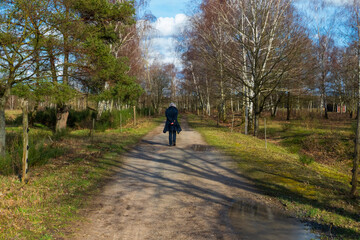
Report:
169,130,176,145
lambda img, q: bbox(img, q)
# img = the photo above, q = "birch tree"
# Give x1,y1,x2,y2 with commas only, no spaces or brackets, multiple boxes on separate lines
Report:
191,0,231,121
219,0,306,135
180,33,213,116
349,0,360,197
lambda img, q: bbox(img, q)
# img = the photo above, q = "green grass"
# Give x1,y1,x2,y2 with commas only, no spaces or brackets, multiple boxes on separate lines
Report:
188,114,360,240
0,127,64,176
0,117,161,240
257,116,354,169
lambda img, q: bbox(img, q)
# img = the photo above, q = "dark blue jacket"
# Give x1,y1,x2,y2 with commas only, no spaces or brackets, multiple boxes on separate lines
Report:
163,106,182,134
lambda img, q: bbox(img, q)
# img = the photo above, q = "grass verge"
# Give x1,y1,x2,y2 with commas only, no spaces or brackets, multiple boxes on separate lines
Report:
188,114,360,240
0,117,162,239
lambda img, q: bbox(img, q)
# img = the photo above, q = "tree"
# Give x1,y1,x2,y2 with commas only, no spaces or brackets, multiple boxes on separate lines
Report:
0,0,42,156
349,0,360,197
216,0,307,135
190,0,231,121
148,62,171,112
47,0,137,130
165,64,177,103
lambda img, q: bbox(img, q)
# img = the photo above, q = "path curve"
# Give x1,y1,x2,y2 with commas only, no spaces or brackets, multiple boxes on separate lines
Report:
73,119,262,240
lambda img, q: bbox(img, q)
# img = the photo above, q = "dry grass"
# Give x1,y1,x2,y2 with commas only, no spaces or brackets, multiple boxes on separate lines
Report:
5,109,22,121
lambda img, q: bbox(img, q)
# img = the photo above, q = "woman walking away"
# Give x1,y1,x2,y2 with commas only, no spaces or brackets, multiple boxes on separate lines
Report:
163,103,182,146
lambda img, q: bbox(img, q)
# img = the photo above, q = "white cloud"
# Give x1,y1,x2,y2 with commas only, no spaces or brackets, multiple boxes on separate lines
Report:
152,13,189,37
326,0,352,5
149,37,178,63
146,14,188,68
295,0,353,7
150,37,173,50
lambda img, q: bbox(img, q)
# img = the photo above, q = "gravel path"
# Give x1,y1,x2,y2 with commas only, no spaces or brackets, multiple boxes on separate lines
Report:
72,119,263,240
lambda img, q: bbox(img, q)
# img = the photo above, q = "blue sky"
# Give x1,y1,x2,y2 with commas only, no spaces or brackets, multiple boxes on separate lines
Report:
148,0,189,18
145,0,190,67
144,0,350,68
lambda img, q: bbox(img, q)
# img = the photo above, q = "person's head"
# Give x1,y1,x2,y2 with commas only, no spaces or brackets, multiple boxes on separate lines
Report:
169,102,176,108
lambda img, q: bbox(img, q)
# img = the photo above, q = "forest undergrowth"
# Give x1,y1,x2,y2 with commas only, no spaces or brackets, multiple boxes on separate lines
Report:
188,112,360,240
0,110,161,239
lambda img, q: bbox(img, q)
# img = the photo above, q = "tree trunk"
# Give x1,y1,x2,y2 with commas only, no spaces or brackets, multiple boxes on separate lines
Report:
230,78,234,113
287,91,291,121
340,101,343,115
219,22,226,122
237,97,240,112
0,88,10,157
0,98,6,158
324,95,329,119
245,103,249,135
248,87,254,131
351,36,360,197
272,104,279,118
10,95,14,110
110,100,114,112
49,46,57,82
320,95,324,116
351,104,360,196
56,105,69,132
243,85,248,135
21,99,29,183
253,95,260,137
296,95,300,117
63,3,70,85
271,93,283,118
253,113,259,136
97,101,105,120
206,78,211,116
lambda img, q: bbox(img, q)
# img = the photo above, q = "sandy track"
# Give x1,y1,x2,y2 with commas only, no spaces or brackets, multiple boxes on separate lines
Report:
72,119,261,240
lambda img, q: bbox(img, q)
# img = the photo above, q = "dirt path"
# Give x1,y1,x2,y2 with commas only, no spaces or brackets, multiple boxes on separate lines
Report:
71,120,267,240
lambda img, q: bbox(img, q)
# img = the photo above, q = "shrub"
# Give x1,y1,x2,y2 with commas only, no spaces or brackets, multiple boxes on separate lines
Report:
139,107,155,117
15,107,142,131
96,109,133,130
299,154,315,165
67,109,96,129
29,138,64,166
0,130,64,176
0,132,22,175
31,108,57,128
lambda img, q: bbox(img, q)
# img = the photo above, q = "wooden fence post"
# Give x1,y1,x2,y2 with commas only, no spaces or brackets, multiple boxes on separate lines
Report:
265,118,267,150
120,112,122,132
90,118,95,142
133,106,136,126
231,112,235,132
21,99,29,183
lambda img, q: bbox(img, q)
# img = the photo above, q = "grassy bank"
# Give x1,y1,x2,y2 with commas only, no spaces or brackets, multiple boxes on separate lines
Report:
0,117,161,239
188,114,359,240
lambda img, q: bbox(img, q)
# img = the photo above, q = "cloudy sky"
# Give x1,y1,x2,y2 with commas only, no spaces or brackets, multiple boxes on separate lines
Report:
145,0,350,67
147,0,190,67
